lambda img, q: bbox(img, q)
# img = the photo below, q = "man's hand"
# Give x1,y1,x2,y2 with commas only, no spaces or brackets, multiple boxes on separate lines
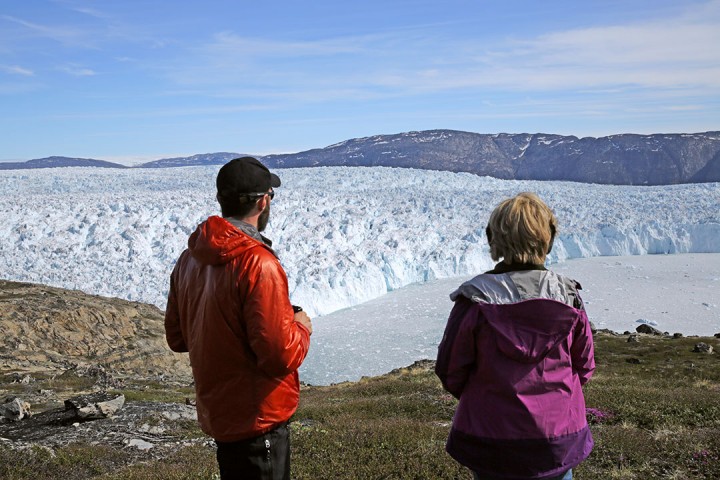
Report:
294,311,313,336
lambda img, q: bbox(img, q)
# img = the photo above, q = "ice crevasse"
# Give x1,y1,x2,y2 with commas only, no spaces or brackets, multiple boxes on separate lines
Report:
0,166,718,317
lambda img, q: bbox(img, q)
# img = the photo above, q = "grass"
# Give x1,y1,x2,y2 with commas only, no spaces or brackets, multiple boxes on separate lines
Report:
108,378,196,403
575,333,720,479
1,332,719,479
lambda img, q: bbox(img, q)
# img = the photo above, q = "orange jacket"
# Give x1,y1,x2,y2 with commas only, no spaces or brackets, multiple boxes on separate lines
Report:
164,216,310,441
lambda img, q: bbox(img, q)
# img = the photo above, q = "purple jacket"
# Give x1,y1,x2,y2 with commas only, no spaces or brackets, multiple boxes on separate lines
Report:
436,264,595,479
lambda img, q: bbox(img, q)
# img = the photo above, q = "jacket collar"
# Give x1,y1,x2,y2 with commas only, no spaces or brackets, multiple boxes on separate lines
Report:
486,261,547,274
225,217,273,248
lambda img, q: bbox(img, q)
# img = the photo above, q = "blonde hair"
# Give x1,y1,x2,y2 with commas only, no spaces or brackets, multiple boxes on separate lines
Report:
486,192,558,265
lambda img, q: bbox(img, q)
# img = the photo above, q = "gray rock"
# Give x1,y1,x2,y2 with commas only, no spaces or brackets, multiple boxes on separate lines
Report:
636,324,664,336
64,392,125,420
627,334,640,343
127,438,154,451
0,398,31,422
693,343,714,354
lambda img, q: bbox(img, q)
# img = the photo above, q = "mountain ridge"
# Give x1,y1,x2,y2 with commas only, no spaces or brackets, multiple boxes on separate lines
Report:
4,130,720,185
0,156,127,170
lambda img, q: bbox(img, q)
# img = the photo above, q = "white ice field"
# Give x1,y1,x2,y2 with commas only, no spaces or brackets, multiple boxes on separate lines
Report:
1,166,718,384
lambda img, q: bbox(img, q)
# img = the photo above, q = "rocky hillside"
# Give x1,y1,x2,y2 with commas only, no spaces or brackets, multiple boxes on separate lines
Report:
136,152,245,168
0,280,189,379
6,130,720,185
0,156,126,170
263,130,720,185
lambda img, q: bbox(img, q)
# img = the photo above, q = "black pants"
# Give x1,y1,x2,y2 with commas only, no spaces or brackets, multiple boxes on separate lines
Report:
215,423,290,480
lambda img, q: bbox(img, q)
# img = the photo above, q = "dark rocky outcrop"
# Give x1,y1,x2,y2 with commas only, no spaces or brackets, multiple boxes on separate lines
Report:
262,130,720,185
636,324,665,336
6,130,720,185
64,392,125,421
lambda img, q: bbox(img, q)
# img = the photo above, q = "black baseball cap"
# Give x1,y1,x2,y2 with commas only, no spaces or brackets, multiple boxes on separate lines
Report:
216,157,281,197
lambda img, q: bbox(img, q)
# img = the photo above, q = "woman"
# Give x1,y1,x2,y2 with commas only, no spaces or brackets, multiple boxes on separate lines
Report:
436,192,595,480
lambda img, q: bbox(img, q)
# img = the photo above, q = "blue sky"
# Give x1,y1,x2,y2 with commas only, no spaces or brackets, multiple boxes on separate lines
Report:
1,0,719,164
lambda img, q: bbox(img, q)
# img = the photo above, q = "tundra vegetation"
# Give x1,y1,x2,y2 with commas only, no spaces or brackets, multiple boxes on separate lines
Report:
1,330,719,479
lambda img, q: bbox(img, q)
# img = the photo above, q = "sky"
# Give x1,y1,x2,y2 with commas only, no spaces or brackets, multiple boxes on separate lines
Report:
1,0,719,164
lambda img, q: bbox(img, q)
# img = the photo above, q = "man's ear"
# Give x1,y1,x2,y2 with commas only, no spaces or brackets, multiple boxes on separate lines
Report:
547,224,556,254
256,195,268,212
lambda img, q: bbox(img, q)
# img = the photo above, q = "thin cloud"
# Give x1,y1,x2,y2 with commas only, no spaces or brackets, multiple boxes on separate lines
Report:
473,2,719,91
161,2,720,105
164,30,416,88
1,65,34,76
59,64,97,76
47,103,275,120
0,82,41,94
65,5,111,20
663,105,705,112
1,14,93,47
494,25,720,88
207,31,367,57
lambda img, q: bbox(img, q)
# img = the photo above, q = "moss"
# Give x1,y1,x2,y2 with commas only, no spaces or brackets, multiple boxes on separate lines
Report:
1,332,719,479
0,444,133,480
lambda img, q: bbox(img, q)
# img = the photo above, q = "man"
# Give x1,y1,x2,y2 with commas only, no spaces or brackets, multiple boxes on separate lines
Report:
165,156,312,480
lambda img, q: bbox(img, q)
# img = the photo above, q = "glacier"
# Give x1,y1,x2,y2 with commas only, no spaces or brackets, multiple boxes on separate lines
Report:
1,165,719,320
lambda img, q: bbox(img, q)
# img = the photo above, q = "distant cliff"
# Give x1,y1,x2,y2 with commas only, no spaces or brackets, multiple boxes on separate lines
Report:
262,130,720,185
5,130,720,185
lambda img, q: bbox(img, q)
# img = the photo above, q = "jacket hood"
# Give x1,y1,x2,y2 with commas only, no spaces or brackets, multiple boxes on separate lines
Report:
479,301,581,363
450,270,584,363
188,216,264,265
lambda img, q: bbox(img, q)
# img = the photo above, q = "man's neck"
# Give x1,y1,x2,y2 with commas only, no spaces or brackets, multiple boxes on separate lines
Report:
225,217,272,248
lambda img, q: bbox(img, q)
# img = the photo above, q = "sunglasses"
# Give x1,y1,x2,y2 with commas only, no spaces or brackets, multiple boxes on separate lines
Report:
246,189,274,200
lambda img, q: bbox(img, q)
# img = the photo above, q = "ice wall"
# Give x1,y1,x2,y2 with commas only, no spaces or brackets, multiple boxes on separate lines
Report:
1,166,718,316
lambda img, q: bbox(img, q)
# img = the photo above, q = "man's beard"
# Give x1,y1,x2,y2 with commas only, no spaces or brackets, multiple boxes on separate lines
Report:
257,202,270,232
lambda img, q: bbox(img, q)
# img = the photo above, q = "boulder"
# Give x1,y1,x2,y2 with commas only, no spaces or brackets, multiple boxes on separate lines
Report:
64,392,125,420
0,397,31,422
636,324,664,336
126,438,154,451
692,343,714,354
